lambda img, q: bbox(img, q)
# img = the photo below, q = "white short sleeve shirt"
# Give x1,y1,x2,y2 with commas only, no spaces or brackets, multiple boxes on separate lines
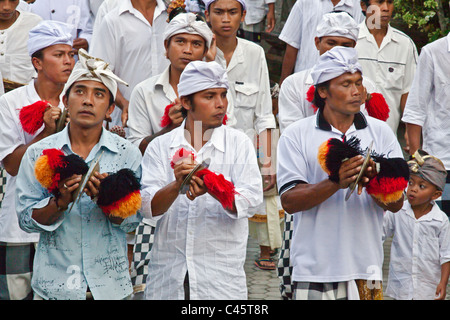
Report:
277,110,404,283
355,22,418,133
0,82,64,243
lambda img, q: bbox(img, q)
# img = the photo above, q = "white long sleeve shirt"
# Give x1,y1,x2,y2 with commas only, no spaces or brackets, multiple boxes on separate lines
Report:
401,33,450,169
383,201,450,300
141,122,263,299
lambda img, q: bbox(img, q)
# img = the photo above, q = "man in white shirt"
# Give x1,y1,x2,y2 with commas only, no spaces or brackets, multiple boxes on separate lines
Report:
355,0,418,135
205,0,278,269
279,11,367,133
89,0,170,129
126,11,214,297
402,33,450,216
30,0,93,54
0,20,74,300
141,60,263,299
278,0,364,84
277,46,404,300
0,0,41,85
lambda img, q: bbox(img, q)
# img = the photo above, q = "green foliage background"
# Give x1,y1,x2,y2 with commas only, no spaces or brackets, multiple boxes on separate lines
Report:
394,0,449,42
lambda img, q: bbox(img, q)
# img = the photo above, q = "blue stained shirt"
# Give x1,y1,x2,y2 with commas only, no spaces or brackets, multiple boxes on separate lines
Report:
16,126,143,300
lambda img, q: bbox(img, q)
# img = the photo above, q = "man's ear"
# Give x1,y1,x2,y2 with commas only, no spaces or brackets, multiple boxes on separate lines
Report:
317,86,329,99
32,56,43,72
180,96,192,111
106,103,115,119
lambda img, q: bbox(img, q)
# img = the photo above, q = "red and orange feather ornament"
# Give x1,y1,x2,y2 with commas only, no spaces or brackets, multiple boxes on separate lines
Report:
170,147,236,209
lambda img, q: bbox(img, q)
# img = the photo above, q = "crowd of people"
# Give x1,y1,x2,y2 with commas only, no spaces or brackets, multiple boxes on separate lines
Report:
0,0,449,301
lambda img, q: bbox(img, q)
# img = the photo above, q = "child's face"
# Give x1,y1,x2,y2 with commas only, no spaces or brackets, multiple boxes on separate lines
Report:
406,175,442,208
206,0,245,38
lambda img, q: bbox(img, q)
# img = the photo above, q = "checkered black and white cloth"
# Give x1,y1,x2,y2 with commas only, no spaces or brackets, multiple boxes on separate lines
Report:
277,212,294,300
0,168,7,209
293,281,348,300
130,222,155,293
0,242,35,300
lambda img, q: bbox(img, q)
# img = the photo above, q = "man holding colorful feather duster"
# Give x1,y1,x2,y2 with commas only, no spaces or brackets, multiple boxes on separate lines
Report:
15,48,143,300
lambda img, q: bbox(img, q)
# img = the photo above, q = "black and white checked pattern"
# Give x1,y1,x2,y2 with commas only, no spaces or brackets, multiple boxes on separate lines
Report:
0,168,7,209
293,281,348,300
130,222,155,292
277,212,294,300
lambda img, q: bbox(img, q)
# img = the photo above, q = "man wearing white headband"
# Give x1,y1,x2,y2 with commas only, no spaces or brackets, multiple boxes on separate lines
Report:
126,10,218,298
15,50,143,300
277,46,404,300
90,0,170,130
140,60,263,300
0,20,75,300
278,11,381,133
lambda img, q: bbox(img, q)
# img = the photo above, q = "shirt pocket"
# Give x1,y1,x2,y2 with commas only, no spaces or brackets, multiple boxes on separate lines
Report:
234,83,259,109
384,64,405,91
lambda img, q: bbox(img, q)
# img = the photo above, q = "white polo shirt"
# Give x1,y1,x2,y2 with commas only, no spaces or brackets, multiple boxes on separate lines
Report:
0,82,64,243
277,110,403,283
89,0,170,126
278,67,377,133
243,0,275,26
383,201,450,300
355,22,418,134
278,0,364,73
401,33,450,169
0,10,41,85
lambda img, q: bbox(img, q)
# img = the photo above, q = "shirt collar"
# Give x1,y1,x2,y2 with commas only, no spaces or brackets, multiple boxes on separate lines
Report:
322,0,355,8
405,200,445,222
155,65,177,98
58,125,119,162
315,108,368,132
119,0,166,19
169,120,226,153
359,21,397,43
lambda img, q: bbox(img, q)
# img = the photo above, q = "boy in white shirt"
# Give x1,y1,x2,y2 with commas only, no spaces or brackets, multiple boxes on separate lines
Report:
383,150,450,300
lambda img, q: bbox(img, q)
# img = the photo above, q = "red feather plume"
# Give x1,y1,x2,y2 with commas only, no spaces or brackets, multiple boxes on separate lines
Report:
365,92,389,122
19,100,50,134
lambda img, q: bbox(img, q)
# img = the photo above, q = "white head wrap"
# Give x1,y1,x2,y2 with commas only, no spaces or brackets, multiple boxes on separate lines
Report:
178,61,228,97
316,12,359,42
311,46,363,85
63,49,128,100
28,21,74,56
164,12,213,48
202,0,246,11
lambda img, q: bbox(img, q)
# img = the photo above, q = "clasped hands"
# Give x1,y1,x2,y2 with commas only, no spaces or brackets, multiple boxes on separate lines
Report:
337,155,377,195
173,157,208,201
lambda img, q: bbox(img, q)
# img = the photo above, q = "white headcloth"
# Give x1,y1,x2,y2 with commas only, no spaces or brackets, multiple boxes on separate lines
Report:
178,61,228,97
63,49,128,100
311,46,362,85
316,11,359,42
28,20,74,56
202,0,246,11
164,12,213,48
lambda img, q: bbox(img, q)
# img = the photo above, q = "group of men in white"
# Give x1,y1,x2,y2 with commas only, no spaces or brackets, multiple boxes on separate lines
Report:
0,0,448,301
